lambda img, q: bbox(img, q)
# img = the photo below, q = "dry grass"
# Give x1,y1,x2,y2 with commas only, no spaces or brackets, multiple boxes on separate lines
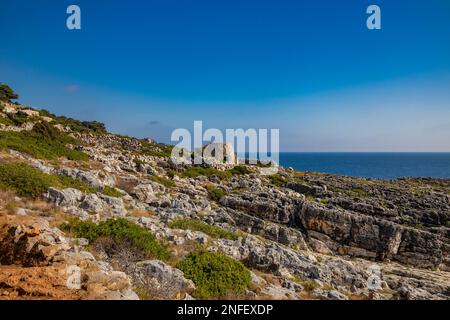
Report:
293,277,320,292
0,189,71,226
0,150,23,162
129,209,155,218
166,240,204,267
25,199,50,211
38,207,73,228
116,176,139,194
299,291,320,300
343,291,371,300
0,190,18,216
258,272,282,287
82,160,105,171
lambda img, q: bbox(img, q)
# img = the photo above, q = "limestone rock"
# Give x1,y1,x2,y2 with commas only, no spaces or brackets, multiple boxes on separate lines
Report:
46,188,83,207
131,260,195,299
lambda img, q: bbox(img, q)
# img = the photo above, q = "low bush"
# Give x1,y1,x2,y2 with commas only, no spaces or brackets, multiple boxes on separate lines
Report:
30,121,65,142
58,175,96,194
293,277,320,292
61,218,169,260
176,251,251,299
228,165,252,175
0,121,88,160
2,111,29,126
37,109,56,120
140,140,173,157
0,163,95,198
0,114,13,126
0,163,55,198
169,219,238,240
206,185,227,202
268,174,289,187
77,121,107,135
0,84,19,103
102,186,123,197
148,175,174,188
38,109,107,135
133,158,145,166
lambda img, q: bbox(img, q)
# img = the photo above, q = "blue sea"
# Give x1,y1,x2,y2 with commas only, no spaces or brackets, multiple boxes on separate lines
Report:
276,153,450,179
238,153,450,179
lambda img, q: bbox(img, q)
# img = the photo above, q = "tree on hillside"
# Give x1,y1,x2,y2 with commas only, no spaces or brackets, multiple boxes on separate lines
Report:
0,84,19,103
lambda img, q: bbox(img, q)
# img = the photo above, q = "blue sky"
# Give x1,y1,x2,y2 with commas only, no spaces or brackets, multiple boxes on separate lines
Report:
1,0,449,151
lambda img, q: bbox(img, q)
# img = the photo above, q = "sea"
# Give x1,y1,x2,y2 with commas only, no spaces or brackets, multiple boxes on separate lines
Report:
250,153,450,180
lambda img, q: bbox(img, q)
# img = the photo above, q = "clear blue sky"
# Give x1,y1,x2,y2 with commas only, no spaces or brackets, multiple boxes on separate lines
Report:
1,0,449,151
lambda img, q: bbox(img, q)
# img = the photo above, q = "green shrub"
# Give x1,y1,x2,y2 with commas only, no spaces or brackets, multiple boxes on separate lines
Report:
58,175,97,194
0,114,13,126
6,111,29,126
37,109,107,135
268,174,288,187
148,175,174,188
228,165,252,175
0,123,88,160
133,158,145,166
177,251,251,299
140,140,173,157
57,117,106,135
414,223,423,230
0,84,19,103
30,121,65,142
0,163,94,198
78,121,107,134
0,163,58,198
206,185,227,202
38,109,56,119
102,186,123,197
61,219,99,241
167,170,178,178
293,277,320,292
134,286,150,300
61,218,169,260
169,219,238,240
305,194,317,202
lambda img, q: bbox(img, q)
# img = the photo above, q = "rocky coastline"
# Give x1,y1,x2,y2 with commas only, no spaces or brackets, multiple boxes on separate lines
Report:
0,101,448,300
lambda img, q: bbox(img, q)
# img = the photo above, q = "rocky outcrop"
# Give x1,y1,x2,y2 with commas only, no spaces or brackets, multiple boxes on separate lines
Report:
0,216,138,300
218,184,448,270
297,201,447,269
220,189,300,224
131,260,195,299
45,188,127,219
59,168,115,190
46,187,83,207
